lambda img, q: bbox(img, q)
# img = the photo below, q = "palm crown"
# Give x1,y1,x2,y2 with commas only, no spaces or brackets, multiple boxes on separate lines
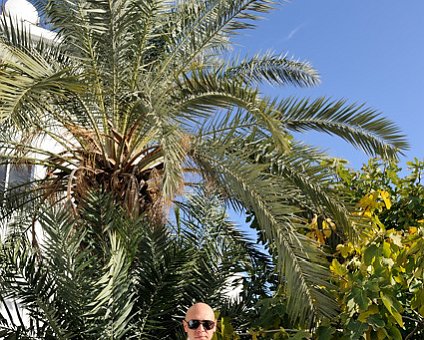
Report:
0,0,408,326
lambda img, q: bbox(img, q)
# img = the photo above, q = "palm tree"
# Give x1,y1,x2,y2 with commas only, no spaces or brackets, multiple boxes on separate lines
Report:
0,189,272,339
0,0,408,325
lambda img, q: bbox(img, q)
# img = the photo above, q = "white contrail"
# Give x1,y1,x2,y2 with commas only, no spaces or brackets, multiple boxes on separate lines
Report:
286,23,306,41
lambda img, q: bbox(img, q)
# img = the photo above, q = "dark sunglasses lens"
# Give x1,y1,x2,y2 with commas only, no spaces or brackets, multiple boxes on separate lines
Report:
188,320,200,329
187,320,214,330
203,320,214,330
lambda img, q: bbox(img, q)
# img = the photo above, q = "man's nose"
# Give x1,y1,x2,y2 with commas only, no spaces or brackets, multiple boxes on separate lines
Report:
196,324,206,332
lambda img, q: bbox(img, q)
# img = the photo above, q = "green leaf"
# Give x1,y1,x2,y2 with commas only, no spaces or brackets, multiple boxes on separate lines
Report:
380,292,404,328
289,330,311,339
363,244,379,266
316,325,335,340
347,320,369,338
358,304,379,323
351,287,370,311
367,314,385,330
364,279,380,293
387,325,403,340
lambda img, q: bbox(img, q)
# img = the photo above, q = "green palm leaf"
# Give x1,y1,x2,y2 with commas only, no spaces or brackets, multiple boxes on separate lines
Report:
223,52,320,87
192,141,338,324
278,97,408,158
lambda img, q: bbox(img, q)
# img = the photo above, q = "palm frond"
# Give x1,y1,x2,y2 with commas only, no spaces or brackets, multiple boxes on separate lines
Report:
250,138,357,238
192,142,339,325
0,43,84,128
86,232,135,339
176,71,293,153
0,235,72,339
36,206,92,337
156,0,277,81
132,226,190,338
223,52,320,87
159,126,188,204
175,187,272,272
114,0,170,87
278,97,409,159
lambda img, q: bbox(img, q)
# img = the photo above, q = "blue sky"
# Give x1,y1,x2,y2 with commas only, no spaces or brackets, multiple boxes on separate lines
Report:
233,0,424,170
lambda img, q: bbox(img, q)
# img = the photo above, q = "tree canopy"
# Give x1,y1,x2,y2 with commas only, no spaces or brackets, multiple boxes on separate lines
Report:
0,0,408,329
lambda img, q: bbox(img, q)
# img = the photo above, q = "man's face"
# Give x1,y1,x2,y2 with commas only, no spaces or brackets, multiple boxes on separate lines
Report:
183,303,216,340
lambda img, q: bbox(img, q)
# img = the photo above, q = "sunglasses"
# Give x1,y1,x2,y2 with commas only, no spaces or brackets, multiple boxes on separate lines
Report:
185,319,215,330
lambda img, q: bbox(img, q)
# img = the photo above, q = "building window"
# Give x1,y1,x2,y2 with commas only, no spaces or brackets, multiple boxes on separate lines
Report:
0,163,34,197
0,164,7,193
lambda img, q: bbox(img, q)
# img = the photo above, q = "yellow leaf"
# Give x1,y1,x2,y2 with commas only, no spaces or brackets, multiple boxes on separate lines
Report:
322,220,332,237
337,243,354,258
382,241,391,257
409,227,418,234
394,275,404,284
316,230,325,244
363,210,372,218
392,310,404,329
306,232,315,239
359,192,377,210
330,259,347,277
323,229,332,238
380,190,392,210
322,220,328,229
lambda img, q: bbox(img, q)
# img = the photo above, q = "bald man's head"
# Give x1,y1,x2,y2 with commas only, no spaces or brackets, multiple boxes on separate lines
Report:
183,303,216,339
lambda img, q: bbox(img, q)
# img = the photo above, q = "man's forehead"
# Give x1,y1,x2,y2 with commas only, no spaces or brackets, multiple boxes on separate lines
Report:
186,303,215,319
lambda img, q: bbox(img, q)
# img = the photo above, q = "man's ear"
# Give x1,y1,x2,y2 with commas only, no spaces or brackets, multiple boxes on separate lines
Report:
182,320,188,332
